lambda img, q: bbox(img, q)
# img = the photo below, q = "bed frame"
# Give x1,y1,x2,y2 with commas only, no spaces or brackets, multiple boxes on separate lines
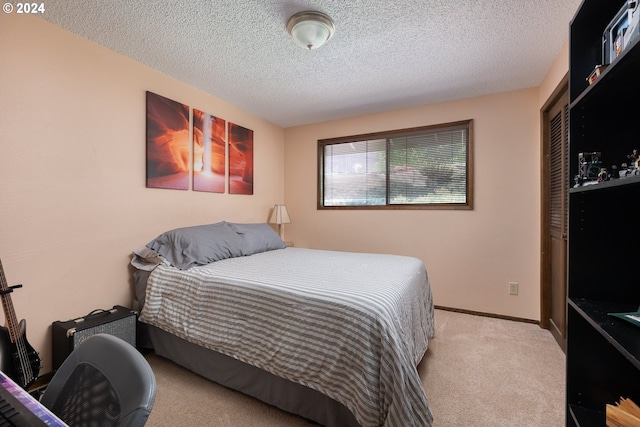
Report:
139,323,361,427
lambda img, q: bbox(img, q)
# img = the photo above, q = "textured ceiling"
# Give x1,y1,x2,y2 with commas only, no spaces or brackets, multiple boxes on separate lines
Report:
39,0,581,128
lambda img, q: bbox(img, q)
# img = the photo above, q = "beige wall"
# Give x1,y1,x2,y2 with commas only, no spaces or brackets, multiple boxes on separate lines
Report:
538,40,569,107
0,14,285,371
284,70,566,321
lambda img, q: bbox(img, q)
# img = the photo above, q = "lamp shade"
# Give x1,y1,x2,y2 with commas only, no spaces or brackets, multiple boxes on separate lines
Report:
269,204,291,225
286,11,335,50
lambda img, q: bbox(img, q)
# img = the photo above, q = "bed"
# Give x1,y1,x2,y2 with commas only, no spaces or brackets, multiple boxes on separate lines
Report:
131,221,435,427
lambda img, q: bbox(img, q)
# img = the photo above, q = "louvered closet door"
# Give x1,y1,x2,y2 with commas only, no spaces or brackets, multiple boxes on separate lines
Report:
548,94,568,347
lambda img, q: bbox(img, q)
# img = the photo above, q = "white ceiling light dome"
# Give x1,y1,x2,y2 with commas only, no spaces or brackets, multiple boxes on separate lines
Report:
286,11,335,50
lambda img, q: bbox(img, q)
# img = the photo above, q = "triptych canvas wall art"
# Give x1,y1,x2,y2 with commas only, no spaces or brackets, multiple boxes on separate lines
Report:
193,108,226,193
145,91,190,190
145,91,254,195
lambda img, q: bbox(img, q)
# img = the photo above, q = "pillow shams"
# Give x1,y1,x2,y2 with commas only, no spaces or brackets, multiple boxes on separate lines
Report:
227,222,286,255
131,246,167,271
145,221,247,270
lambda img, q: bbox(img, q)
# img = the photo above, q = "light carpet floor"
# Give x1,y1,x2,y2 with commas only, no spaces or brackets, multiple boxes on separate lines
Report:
144,308,566,427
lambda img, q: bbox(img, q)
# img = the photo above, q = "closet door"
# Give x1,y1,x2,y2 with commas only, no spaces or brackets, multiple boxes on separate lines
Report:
547,91,569,350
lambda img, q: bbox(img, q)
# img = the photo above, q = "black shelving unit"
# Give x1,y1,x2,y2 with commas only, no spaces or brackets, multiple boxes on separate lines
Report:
567,1,640,426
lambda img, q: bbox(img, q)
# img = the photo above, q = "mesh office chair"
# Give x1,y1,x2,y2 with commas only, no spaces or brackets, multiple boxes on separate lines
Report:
40,333,156,427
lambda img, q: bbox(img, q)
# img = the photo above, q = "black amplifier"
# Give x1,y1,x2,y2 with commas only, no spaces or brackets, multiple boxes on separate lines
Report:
51,305,137,370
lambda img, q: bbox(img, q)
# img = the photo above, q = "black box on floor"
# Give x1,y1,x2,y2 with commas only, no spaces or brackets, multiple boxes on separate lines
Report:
51,305,137,370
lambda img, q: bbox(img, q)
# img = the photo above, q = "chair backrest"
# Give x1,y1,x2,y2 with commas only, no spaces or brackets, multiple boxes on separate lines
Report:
40,333,156,427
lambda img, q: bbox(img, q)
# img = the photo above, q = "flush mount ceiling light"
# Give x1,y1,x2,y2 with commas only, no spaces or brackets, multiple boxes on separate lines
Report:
286,11,335,50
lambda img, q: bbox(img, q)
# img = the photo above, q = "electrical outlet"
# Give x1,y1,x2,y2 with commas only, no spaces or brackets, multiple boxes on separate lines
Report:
509,282,518,295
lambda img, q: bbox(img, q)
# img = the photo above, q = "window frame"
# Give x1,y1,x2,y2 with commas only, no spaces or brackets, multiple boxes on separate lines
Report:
317,119,473,210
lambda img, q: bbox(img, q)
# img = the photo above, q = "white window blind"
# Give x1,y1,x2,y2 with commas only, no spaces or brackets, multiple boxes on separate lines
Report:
319,120,472,209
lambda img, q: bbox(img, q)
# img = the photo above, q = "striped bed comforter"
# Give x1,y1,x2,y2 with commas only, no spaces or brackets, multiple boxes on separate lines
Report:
139,247,435,427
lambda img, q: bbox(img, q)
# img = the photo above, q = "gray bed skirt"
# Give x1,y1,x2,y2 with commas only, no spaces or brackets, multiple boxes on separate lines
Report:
140,323,361,427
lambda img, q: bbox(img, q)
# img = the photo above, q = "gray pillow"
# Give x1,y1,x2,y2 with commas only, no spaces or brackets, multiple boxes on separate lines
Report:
227,222,286,255
146,222,247,270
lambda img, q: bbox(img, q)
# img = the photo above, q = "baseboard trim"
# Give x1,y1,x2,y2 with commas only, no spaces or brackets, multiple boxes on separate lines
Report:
434,305,540,326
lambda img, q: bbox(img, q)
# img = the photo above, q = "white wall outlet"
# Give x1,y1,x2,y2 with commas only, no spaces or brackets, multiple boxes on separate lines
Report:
509,282,519,295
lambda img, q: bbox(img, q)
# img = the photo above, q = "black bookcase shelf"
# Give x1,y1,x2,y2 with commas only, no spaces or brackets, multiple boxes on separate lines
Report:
568,404,603,427
566,1,640,426
569,298,640,369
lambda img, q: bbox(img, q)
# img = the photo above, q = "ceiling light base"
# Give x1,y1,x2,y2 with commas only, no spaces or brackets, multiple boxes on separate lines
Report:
286,11,335,50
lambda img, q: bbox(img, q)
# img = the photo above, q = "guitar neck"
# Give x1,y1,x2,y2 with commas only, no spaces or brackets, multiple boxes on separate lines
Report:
0,259,22,343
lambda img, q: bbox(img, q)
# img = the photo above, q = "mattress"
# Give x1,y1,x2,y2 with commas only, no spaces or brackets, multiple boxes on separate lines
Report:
138,247,435,427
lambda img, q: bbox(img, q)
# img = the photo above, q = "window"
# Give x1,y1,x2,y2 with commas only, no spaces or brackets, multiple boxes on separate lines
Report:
318,120,472,209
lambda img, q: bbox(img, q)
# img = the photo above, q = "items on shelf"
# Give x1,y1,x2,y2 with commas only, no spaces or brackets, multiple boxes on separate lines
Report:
574,152,603,187
573,149,640,187
603,1,640,65
589,2,640,85
606,397,640,427
587,64,608,84
608,306,640,327
620,148,640,178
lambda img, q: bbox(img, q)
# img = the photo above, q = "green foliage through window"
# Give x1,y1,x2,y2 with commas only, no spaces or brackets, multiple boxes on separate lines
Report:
318,120,473,209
